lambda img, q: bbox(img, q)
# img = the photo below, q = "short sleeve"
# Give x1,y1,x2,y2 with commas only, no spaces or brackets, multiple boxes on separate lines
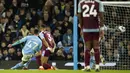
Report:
98,0,104,12
39,32,44,39
78,1,82,13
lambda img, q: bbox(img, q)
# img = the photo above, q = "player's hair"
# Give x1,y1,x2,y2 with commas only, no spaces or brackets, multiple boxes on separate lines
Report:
34,29,39,34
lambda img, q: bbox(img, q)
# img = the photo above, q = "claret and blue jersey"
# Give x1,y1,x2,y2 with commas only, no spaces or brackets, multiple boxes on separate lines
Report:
78,0,104,32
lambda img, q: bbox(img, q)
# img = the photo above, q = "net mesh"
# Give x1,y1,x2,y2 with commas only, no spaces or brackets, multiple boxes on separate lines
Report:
100,4,130,70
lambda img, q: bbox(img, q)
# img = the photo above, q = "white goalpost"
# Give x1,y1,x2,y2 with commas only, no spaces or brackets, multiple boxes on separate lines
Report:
100,1,130,70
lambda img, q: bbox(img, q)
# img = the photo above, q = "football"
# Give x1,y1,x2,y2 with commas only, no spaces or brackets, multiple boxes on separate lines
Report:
118,26,126,33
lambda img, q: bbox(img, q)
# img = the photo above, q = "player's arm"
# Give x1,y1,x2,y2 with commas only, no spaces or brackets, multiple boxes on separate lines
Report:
42,38,50,48
99,12,104,27
98,1,105,39
38,44,42,51
78,13,82,29
99,12,104,39
35,44,42,56
52,40,56,53
99,1,104,28
8,37,27,47
39,32,51,50
77,1,83,28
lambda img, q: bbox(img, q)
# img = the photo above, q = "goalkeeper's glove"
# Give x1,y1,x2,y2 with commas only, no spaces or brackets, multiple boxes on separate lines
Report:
100,25,107,31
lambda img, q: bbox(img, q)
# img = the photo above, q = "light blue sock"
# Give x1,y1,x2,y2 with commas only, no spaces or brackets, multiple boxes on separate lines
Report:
11,62,23,69
23,59,32,68
90,56,95,69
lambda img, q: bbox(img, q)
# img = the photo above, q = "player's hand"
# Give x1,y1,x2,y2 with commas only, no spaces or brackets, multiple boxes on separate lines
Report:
78,24,81,28
52,44,56,52
7,44,12,48
80,30,83,37
100,30,104,39
35,51,41,56
47,47,54,53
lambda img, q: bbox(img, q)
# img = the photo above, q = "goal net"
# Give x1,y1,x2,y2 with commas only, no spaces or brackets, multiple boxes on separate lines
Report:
100,1,130,70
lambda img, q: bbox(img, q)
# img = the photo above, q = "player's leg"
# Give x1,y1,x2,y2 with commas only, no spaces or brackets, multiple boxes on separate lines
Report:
41,50,56,70
90,55,95,69
10,62,24,70
23,58,32,70
11,56,26,69
22,55,33,69
99,30,106,65
41,56,51,69
83,42,92,71
39,50,53,70
11,55,33,69
35,51,42,67
36,55,42,66
93,32,100,71
90,49,96,69
82,32,92,71
100,54,106,65
36,50,44,70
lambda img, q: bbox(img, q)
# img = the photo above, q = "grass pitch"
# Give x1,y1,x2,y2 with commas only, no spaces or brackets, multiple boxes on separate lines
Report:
0,70,130,73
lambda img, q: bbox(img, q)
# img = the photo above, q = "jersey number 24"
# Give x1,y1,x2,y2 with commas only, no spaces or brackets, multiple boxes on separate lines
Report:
82,4,97,17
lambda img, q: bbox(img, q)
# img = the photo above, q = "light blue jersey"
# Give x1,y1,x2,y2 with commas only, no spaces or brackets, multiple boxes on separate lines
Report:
10,35,42,69
12,35,42,55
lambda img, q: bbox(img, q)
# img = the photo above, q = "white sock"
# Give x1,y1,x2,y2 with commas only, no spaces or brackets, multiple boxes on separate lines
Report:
85,66,90,69
95,64,99,69
39,66,43,68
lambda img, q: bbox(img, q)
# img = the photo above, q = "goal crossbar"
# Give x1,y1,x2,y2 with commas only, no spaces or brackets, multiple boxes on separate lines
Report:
102,1,130,4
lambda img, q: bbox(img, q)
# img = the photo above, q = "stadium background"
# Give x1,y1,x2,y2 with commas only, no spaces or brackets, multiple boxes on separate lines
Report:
0,0,130,70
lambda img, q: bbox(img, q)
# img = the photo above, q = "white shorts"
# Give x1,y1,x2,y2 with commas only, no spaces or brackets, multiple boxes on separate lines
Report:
22,54,33,62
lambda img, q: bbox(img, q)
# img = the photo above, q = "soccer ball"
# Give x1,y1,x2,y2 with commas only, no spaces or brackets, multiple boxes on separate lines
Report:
118,26,126,33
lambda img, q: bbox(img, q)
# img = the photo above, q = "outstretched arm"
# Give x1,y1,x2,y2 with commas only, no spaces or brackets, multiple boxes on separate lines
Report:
39,32,50,48
8,37,27,47
99,1,105,40
99,1,104,27
77,1,83,28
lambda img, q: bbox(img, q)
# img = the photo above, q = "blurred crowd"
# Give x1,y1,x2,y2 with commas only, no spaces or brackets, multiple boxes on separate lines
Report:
0,0,130,69
0,0,75,61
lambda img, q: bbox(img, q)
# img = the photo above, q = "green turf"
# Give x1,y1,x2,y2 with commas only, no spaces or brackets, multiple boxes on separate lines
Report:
0,70,130,73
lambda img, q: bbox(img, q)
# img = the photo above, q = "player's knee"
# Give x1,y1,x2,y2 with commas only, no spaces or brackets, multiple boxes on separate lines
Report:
85,44,91,49
93,40,99,45
85,49,91,54
94,48,100,53
93,43,99,47
85,47,91,50
42,60,48,63
35,52,41,57
22,61,28,64
41,57,48,63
